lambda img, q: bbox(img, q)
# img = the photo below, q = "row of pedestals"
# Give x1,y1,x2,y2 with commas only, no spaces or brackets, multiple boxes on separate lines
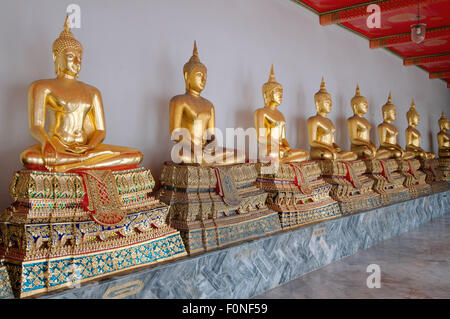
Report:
0,157,449,298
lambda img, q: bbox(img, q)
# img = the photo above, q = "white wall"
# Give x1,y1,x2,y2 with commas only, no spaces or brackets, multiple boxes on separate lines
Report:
0,0,449,209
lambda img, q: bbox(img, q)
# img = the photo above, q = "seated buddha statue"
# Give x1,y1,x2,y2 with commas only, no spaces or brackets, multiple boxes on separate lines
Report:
20,16,142,172
169,42,245,165
377,93,415,160
254,65,309,163
307,78,357,161
347,84,390,159
405,99,435,160
438,112,450,158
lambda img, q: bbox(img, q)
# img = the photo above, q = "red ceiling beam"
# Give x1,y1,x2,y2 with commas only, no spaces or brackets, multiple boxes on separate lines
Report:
429,71,450,79
320,0,447,26
404,53,450,66
370,27,450,48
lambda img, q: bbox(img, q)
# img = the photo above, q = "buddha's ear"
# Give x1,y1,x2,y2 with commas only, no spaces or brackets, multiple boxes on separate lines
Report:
52,52,57,62
184,72,188,82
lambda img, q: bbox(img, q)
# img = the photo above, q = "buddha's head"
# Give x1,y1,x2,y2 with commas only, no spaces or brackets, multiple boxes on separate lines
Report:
183,41,207,95
406,99,419,127
262,65,283,108
439,112,450,131
382,93,396,123
52,15,83,78
314,77,332,115
351,84,368,116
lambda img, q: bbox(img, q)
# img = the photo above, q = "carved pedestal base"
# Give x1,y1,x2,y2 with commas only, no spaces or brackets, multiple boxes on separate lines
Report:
0,168,187,298
318,160,382,215
364,159,411,206
156,162,281,254
255,162,341,229
438,157,450,183
397,159,432,199
420,158,450,193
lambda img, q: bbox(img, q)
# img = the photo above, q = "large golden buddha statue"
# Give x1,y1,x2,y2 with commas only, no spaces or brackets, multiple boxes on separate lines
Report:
405,99,435,160
20,16,142,172
438,112,450,158
307,78,357,161
347,84,390,159
169,42,245,165
377,93,415,160
254,65,309,162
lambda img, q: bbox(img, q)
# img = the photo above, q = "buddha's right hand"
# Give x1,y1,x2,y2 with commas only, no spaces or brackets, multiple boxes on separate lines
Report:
42,140,57,168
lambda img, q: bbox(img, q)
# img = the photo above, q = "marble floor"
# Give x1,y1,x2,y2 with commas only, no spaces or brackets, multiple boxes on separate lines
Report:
257,214,450,299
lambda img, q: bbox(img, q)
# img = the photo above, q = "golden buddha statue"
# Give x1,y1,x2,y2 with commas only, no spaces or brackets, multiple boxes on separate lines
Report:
347,84,390,159
438,112,450,158
307,77,357,161
254,65,309,162
20,16,143,172
405,99,435,160
169,42,245,165
377,93,415,160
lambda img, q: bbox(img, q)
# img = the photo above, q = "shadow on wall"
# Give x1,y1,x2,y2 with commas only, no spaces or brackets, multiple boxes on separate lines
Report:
296,117,308,150
295,87,308,148
427,112,435,154
139,43,177,190
0,84,31,210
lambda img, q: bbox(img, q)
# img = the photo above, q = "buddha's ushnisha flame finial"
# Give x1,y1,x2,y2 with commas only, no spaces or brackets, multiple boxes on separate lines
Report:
183,41,206,75
315,76,329,96
411,98,416,108
269,64,277,82
52,14,83,57
262,64,282,96
355,83,360,96
193,40,198,57
388,92,392,103
320,77,326,90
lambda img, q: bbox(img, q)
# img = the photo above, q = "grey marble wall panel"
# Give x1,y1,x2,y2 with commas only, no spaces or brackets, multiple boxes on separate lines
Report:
17,190,447,299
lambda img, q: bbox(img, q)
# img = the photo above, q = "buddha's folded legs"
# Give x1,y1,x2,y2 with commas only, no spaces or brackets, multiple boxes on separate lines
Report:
310,147,334,161
20,143,142,171
280,149,309,163
336,151,358,161
378,146,402,159
375,148,392,160
351,145,375,159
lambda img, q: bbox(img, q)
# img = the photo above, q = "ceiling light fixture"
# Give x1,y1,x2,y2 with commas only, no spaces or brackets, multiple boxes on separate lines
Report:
411,0,426,44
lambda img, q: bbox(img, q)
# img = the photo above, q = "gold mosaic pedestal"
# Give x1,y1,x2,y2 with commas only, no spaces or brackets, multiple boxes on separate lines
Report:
420,159,450,193
438,157,450,183
396,159,432,199
0,168,187,298
318,160,382,215
156,162,282,255
364,159,411,206
254,162,341,229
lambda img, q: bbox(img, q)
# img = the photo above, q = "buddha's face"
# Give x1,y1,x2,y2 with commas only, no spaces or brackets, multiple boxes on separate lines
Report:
185,67,207,93
408,112,419,127
383,106,396,122
264,87,283,107
439,119,450,131
54,48,82,77
354,99,368,116
315,95,332,115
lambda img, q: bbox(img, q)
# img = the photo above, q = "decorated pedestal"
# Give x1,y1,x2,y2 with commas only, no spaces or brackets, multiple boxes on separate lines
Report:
155,162,282,255
364,159,411,206
419,159,450,193
438,157,450,183
254,162,341,229
0,168,187,298
318,160,382,215
396,159,432,198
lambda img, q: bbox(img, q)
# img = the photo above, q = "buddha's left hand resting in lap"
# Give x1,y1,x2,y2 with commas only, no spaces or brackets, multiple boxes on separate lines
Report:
21,16,142,172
